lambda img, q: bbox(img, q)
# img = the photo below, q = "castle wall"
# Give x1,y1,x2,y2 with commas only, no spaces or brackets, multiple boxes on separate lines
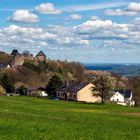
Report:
12,55,25,67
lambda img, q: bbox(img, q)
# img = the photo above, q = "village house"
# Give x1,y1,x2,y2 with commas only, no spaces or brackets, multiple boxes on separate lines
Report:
27,86,48,97
57,82,101,103
0,62,12,70
110,90,135,106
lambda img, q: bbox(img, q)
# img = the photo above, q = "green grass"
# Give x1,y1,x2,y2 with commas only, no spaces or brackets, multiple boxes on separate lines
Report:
0,97,140,140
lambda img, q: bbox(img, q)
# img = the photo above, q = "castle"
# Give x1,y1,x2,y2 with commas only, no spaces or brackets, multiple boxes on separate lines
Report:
11,50,46,68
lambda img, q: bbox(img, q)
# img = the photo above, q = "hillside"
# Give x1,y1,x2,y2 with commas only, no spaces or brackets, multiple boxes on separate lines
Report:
84,63,140,76
0,96,140,140
0,51,12,64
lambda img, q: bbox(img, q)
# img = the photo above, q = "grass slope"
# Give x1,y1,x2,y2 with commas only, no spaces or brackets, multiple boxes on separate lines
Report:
0,97,140,140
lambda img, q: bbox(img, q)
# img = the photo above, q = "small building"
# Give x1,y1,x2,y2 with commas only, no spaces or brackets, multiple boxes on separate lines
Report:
36,51,46,61
27,87,48,97
57,82,101,103
0,62,12,70
110,90,135,106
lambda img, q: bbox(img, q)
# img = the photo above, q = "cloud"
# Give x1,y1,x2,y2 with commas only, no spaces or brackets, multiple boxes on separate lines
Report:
1,17,140,62
62,1,128,12
8,10,38,23
74,19,130,40
69,14,82,20
0,24,90,55
128,2,140,11
104,9,137,16
90,16,99,21
35,3,61,14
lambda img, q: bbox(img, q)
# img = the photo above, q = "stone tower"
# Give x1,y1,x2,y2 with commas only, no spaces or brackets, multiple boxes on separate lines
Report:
36,51,46,61
11,50,25,67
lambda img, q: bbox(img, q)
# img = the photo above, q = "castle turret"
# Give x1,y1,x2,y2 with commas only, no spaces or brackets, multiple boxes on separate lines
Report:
11,50,19,56
36,51,46,61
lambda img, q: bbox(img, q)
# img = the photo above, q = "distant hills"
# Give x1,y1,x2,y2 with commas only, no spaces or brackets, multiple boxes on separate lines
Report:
84,63,140,77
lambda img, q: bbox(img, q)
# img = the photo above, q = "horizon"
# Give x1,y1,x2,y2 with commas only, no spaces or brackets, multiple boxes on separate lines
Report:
0,0,140,63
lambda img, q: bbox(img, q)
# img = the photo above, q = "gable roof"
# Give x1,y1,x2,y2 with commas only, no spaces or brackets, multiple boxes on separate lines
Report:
0,62,12,69
57,82,91,94
28,86,46,91
36,51,46,57
115,90,132,98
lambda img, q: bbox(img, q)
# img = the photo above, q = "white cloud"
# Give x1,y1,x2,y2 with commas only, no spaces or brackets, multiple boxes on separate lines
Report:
62,1,128,12
1,17,140,62
35,3,61,14
74,19,130,40
69,14,82,20
128,2,140,11
8,10,38,23
90,16,99,21
105,9,137,16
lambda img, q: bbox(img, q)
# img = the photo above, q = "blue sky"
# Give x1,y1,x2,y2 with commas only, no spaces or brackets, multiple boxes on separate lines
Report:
0,0,140,63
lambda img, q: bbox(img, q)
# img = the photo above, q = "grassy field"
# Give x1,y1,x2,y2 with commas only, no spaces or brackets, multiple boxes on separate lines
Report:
0,97,140,140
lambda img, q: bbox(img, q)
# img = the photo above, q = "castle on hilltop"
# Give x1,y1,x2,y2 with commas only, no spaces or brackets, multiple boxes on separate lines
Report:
11,50,46,68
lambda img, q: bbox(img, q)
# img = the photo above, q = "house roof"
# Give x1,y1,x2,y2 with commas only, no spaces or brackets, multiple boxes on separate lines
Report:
0,62,11,69
28,86,46,91
115,90,132,98
36,51,46,57
57,82,91,94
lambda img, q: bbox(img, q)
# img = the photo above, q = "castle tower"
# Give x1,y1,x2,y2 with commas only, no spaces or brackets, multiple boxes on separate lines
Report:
11,50,25,67
36,51,46,61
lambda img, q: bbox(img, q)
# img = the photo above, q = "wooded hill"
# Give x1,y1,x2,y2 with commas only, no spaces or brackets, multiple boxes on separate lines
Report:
0,51,140,105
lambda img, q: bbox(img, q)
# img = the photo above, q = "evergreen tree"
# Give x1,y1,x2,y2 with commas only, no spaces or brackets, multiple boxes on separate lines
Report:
47,75,63,97
1,74,15,93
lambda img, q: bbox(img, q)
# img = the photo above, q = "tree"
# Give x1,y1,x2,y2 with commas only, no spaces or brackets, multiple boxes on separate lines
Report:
0,85,6,95
1,74,15,93
17,85,28,96
93,74,116,103
46,74,63,97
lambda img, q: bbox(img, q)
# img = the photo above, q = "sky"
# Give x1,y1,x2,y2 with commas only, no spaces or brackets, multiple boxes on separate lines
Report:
0,0,140,63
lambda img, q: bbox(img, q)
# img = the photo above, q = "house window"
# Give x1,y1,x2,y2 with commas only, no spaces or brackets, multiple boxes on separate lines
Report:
58,93,60,96
74,95,76,98
117,99,119,102
61,93,64,97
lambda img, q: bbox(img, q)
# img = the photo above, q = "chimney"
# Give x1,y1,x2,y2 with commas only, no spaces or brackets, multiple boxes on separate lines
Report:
65,81,70,87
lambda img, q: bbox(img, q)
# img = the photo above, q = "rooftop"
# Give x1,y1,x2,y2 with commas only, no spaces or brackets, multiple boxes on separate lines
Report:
36,51,46,57
57,82,91,94
115,90,132,98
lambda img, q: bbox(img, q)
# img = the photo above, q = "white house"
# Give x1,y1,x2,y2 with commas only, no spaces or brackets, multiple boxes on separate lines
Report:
40,91,48,97
27,87,48,97
110,90,135,106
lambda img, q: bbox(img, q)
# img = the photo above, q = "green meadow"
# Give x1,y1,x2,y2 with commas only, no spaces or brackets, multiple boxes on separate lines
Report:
0,96,140,140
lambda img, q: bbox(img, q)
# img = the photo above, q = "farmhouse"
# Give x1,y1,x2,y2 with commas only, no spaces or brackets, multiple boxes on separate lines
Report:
110,90,135,106
57,82,101,103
